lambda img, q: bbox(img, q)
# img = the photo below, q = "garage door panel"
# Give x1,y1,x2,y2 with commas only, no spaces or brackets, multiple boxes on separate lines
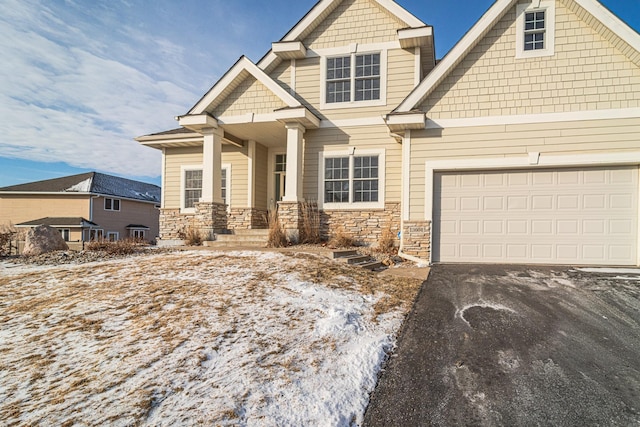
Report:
433,166,638,265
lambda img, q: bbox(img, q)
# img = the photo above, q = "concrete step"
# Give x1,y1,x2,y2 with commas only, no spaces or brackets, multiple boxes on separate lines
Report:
214,234,268,243
357,260,383,271
327,249,358,259
339,254,371,265
204,240,266,248
229,229,269,236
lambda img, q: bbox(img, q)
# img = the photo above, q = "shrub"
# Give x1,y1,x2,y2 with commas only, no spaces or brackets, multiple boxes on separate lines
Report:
328,225,355,248
0,224,17,257
85,238,140,255
266,209,287,248
300,200,321,244
376,223,397,255
184,226,204,246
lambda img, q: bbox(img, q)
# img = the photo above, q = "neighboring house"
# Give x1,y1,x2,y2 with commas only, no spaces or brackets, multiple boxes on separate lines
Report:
0,172,160,243
137,0,640,266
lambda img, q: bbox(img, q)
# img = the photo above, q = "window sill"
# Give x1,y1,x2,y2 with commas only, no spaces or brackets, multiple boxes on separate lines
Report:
320,98,387,111
321,202,384,211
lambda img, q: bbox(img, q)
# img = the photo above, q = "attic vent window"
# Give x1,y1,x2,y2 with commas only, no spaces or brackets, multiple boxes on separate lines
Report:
516,1,555,59
524,10,545,50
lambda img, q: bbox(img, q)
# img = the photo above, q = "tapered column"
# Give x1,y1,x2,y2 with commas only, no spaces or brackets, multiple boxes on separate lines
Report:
282,123,305,202
201,127,224,204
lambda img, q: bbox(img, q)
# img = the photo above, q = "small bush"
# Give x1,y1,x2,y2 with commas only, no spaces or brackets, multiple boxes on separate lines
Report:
0,224,17,257
266,209,287,248
300,200,321,244
328,225,355,248
184,227,204,246
376,223,397,255
85,238,140,255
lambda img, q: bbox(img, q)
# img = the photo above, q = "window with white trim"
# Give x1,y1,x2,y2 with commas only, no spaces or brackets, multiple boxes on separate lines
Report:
183,168,202,210
88,229,104,241
104,197,121,211
326,53,380,103
132,229,145,239
58,228,70,242
516,1,555,59
321,150,384,209
107,232,118,242
322,50,385,109
221,164,231,210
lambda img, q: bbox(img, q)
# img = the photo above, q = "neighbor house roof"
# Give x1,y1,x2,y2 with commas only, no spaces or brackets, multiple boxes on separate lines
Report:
395,0,640,113
0,172,161,203
15,217,99,228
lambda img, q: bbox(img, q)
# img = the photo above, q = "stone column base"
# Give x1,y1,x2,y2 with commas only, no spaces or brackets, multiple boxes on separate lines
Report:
277,201,302,243
400,220,431,261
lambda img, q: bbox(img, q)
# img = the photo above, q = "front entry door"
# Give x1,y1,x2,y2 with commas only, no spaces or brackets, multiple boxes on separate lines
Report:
274,154,286,202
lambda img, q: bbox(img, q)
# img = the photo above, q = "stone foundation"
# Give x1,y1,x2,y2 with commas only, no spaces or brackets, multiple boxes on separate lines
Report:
400,220,431,260
277,201,302,243
228,207,268,229
320,203,401,247
194,202,228,238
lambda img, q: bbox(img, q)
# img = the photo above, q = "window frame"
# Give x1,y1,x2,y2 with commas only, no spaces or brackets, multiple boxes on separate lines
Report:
58,228,70,242
180,165,203,213
320,48,387,110
107,232,119,242
132,229,146,240
221,163,231,212
318,148,385,210
515,0,555,59
104,197,121,211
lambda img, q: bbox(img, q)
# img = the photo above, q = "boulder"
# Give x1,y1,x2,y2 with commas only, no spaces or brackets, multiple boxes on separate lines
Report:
23,225,69,256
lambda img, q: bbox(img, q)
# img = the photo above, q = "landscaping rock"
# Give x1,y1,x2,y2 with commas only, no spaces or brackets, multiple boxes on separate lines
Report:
22,225,69,256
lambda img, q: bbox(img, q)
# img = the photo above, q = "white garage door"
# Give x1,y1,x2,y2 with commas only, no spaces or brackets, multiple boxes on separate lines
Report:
433,166,638,265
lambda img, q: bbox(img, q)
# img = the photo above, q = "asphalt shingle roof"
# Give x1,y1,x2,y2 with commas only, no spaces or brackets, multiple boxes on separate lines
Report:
0,172,160,203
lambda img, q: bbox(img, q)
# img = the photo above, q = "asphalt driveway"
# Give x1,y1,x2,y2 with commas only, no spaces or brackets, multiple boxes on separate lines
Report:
364,264,640,426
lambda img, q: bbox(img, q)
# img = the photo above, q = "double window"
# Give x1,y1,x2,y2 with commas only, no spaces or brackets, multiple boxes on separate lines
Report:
321,151,384,209
58,229,70,242
104,197,120,211
324,52,384,107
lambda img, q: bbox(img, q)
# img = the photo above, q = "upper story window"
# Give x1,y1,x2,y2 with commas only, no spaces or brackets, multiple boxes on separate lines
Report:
516,1,555,59
320,149,385,209
104,197,120,211
321,49,386,110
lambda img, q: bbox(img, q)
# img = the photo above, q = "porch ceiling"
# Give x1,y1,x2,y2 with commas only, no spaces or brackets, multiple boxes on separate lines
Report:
221,122,286,147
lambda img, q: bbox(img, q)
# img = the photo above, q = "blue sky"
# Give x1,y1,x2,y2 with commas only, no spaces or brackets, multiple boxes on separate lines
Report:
0,0,638,188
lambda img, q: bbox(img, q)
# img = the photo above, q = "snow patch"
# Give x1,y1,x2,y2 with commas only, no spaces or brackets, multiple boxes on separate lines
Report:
65,177,92,192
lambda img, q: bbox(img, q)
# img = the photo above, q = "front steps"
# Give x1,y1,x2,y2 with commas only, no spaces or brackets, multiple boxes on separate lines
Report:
329,249,383,271
204,229,269,248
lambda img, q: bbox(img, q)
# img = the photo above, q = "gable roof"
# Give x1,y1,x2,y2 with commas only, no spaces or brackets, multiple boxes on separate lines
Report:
257,0,427,72
395,0,640,113
188,56,302,115
15,217,99,228
0,172,161,203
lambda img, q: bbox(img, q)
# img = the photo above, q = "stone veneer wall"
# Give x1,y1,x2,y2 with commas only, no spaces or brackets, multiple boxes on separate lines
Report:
158,209,187,241
277,201,302,243
400,220,431,260
320,202,401,247
194,202,228,237
228,208,268,229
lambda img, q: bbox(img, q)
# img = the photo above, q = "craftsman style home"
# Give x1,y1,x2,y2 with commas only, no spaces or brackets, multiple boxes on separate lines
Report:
137,0,640,266
0,172,160,243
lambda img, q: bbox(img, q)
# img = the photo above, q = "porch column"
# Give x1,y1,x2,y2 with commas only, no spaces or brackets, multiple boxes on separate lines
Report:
201,127,224,204
282,122,305,202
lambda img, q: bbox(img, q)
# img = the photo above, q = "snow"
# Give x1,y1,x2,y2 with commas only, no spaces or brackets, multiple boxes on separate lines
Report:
65,177,92,192
0,251,418,426
576,268,640,274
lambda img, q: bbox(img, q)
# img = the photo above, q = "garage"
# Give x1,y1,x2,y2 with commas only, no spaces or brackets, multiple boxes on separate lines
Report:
432,166,639,265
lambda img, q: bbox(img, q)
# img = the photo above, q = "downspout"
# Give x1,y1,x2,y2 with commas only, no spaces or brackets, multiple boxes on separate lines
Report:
396,129,429,266
88,194,100,243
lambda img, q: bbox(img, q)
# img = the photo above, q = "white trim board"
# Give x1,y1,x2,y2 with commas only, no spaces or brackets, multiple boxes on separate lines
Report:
425,108,640,129
424,151,640,222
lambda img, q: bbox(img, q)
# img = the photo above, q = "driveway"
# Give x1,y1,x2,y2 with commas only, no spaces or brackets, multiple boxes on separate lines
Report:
364,264,640,426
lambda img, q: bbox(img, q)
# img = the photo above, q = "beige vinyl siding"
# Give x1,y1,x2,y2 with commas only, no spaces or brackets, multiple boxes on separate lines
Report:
269,61,292,93
254,143,269,210
408,117,640,219
303,124,402,202
164,146,203,209
422,1,640,119
213,76,288,117
420,43,436,79
222,145,248,208
293,48,415,121
0,195,90,226
302,0,407,49
91,198,159,241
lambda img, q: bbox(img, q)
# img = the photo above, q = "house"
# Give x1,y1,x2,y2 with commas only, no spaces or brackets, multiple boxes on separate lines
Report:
0,172,161,243
137,0,640,266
